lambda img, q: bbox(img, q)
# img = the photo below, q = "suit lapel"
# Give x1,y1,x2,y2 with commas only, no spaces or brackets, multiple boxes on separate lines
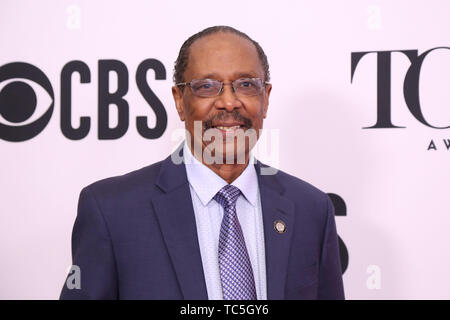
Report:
151,146,208,299
255,161,295,300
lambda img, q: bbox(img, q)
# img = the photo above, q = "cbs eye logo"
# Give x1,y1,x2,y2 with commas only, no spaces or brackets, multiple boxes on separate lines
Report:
0,62,54,142
0,59,168,142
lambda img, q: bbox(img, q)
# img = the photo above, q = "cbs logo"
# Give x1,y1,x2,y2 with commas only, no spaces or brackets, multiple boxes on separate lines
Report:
0,62,54,142
0,60,167,142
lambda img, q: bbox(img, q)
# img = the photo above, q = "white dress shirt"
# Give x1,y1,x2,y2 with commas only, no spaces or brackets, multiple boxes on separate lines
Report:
183,142,267,300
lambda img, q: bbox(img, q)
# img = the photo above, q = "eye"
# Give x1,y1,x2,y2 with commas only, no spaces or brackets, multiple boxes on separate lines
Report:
191,79,219,92
200,83,213,89
0,62,54,142
237,79,256,88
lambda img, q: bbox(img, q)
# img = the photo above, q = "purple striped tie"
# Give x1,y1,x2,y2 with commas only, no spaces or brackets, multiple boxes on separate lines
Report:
214,184,257,300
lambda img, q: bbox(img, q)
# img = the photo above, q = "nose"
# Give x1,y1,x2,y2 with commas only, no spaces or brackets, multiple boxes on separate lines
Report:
215,83,242,112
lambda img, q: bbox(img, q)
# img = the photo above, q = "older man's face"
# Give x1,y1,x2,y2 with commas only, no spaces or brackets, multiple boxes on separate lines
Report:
172,32,271,164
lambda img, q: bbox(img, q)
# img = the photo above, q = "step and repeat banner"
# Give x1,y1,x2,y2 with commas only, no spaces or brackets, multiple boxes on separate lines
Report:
1,0,449,299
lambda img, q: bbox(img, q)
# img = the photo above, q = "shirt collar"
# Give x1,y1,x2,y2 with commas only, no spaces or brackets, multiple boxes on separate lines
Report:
183,141,258,207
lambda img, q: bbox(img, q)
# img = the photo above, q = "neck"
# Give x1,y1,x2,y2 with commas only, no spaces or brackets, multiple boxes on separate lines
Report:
207,160,249,184
186,143,249,184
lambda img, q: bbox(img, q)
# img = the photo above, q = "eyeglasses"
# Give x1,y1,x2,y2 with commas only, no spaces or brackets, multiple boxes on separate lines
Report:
176,78,270,97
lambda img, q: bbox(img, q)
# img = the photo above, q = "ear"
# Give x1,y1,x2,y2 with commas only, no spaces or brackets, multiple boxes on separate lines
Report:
172,85,186,121
263,83,272,118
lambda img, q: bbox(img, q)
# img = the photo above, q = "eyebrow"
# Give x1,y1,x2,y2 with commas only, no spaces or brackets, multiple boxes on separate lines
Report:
195,72,259,80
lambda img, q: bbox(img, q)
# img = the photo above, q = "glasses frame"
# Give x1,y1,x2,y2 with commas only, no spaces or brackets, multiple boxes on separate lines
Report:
175,77,271,97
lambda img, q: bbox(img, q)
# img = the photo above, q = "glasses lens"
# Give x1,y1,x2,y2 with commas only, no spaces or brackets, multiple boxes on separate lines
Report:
234,78,264,96
190,79,221,97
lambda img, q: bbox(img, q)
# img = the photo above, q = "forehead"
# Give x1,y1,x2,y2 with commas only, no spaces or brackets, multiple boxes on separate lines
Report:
185,32,264,80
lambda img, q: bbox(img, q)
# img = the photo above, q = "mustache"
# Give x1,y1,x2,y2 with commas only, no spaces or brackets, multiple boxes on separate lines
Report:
203,110,253,131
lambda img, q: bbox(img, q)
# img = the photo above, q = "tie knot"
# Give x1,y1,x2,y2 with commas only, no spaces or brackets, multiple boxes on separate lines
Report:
214,185,241,209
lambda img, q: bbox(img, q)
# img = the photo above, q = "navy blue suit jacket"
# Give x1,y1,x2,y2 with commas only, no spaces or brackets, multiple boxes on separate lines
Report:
60,147,345,300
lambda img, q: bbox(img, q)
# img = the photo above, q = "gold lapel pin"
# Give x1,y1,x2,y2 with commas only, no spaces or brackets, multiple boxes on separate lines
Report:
274,220,286,234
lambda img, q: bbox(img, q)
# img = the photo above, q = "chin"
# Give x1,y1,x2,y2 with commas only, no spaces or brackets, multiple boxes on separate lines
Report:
218,142,249,165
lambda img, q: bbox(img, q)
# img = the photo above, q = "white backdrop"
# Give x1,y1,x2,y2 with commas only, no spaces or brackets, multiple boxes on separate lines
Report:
1,0,450,299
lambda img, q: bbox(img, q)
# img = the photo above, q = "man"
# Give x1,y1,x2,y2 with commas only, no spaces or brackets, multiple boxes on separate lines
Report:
60,26,345,300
